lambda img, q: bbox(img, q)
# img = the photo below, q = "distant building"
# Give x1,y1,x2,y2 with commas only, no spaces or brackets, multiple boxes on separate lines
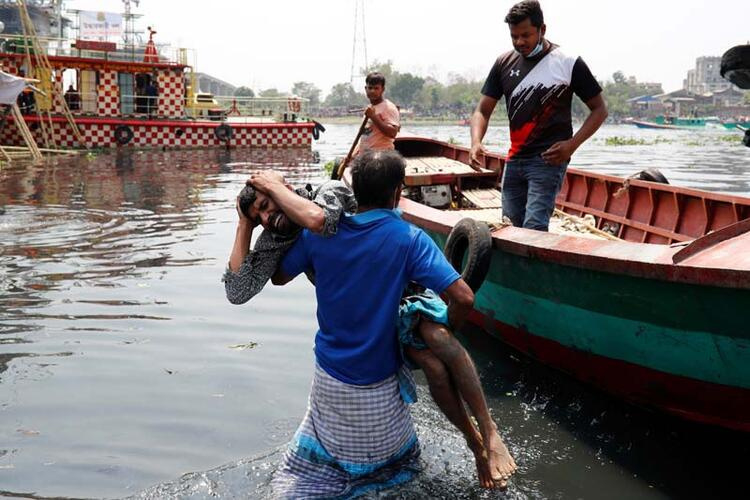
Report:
683,56,732,94
194,72,236,97
710,86,746,107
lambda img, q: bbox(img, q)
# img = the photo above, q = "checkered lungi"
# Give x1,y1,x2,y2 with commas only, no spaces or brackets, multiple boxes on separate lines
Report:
271,364,421,499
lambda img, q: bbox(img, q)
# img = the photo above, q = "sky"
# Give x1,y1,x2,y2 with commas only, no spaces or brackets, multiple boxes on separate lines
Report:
66,0,750,96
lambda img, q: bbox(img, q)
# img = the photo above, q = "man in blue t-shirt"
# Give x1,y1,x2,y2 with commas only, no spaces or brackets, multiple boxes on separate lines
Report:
268,151,514,497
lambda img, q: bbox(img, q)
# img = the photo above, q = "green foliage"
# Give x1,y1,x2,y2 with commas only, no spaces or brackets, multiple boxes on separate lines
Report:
600,71,664,120
234,86,255,98
323,160,336,176
259,88,284,98
324,83,363,108
604,136,648,146
388,72,425,108
292,81,322,106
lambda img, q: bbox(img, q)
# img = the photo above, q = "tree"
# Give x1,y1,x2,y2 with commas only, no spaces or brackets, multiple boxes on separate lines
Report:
323,83,363,108
291,81,322,106
259,88,284,97
388,72,425,108
363,60,394,81
234,86,255,98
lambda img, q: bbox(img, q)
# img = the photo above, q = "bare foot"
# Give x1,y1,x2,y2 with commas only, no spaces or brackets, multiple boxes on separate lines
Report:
466,437,494,489
486,431,517,488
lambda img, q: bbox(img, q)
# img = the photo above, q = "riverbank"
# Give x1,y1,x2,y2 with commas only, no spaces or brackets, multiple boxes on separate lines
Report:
318,115,509,126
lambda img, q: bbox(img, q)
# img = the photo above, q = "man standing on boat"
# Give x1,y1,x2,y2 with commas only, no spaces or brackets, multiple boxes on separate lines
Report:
469,0,607,231
357,72,400,153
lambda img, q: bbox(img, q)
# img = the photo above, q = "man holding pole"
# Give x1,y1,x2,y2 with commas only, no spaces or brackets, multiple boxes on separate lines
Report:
359,71,400,152
335,72,400,179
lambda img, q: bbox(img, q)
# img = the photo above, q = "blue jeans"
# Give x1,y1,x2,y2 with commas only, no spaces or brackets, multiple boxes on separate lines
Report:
501,155,568,231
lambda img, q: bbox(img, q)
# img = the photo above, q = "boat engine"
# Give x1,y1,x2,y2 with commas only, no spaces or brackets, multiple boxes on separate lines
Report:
419,184,452,208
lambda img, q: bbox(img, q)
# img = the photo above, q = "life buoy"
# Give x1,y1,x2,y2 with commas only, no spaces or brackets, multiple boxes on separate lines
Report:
287,98,301,113
635,168,669,184
312,120,325,140
443,218,493,292
721,45,750,89
114,125,134,145
214,123,233,142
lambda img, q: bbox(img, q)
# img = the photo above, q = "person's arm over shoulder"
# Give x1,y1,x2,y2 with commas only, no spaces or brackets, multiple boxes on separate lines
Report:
272,231,310,286
224,229,293,303
311,181,357,237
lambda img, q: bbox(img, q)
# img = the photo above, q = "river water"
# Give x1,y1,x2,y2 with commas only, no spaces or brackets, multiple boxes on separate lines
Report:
1,124,749,499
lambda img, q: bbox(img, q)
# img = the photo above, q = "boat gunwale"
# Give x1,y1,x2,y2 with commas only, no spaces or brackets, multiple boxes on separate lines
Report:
394,137,750,290
3,114,316,129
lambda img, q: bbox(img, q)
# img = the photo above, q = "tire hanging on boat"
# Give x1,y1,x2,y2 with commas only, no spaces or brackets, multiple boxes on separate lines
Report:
720,45,750,89
114,125,134,145
443,218,493,293
636,168,669,184
214,123,233,142
312,120,326,140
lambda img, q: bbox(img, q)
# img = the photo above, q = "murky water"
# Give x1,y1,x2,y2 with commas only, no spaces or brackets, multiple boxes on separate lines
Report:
1,124,749,499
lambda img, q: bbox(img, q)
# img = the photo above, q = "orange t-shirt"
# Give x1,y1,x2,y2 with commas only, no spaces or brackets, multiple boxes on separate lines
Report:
359,99,400,151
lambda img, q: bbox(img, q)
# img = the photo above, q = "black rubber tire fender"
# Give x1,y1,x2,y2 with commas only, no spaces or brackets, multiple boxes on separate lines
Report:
114,124,134,145
721,45,750,89
443,218,493,293
312,120,326,140
214,123,233,142
636,168,669,184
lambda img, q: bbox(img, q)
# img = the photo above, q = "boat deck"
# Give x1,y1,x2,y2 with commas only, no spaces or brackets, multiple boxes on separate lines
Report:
404,157,610,240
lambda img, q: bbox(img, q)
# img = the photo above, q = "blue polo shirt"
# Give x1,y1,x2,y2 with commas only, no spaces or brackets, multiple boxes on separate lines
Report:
281,209,460,385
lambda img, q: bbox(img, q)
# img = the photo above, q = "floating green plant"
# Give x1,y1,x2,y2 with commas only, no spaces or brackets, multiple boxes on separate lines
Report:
604,136,648,146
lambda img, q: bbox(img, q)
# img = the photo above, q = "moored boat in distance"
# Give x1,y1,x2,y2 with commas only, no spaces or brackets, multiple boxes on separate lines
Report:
631,115,720,130
722,120,750,130
390,136,750,432
0,15,319,150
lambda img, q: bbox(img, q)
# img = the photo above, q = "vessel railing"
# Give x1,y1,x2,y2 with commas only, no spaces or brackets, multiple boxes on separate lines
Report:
22,90,311,120
211,95,310,118
0,33,190,66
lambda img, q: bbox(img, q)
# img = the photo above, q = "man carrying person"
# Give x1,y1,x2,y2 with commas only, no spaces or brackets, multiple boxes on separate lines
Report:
469,0,607,231
224,153,516,492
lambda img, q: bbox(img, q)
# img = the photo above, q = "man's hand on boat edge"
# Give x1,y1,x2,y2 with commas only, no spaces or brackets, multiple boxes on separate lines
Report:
469,142,488,171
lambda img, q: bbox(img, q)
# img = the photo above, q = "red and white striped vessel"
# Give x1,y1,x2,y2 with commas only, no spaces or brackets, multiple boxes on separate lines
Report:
0,30,318,150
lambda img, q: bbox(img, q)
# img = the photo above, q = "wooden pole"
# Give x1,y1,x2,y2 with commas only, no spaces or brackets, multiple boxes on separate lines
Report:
1,145,78,154
11,103,43,161
0,144,12,162
334,115,369,180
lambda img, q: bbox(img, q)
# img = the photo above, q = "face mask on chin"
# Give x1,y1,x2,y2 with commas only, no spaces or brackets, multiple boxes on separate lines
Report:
525,38,544,58
516,29,544,59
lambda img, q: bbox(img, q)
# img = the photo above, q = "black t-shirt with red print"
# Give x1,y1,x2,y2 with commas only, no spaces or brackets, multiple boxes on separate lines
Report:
481,43,602,160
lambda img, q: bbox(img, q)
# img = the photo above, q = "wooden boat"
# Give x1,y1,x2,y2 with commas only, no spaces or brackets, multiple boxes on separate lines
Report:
392,136,750,432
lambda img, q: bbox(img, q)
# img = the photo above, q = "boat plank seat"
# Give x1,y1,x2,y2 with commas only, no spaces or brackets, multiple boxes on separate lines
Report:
404,156,497,187
461,188,502,209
